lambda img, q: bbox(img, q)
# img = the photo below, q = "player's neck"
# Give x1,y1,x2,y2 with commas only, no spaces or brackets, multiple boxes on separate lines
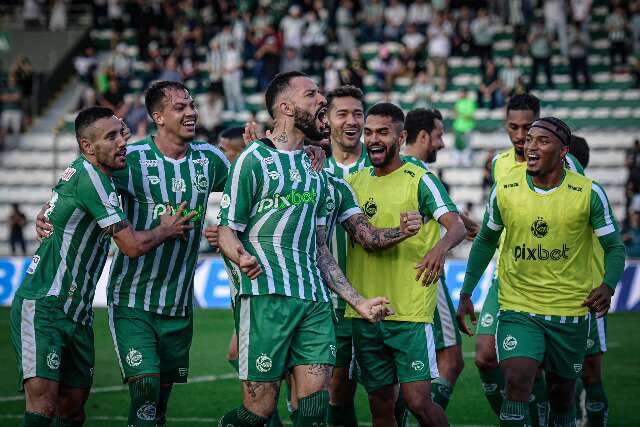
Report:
374,156,403,177
530,167,565,189
154,131,189,160
513,148,525,163
83,153,112,177
269,121,305,152
330,140,362,165
403,145,426,162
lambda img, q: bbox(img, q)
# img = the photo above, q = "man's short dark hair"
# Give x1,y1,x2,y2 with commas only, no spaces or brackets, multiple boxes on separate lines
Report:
144,80,190,118
326,85,364,111
366,103,405,123
569,135,590,169
219,127,245,141
506,94,540,118
264,71,309,118
404,108,443,144
75,106,114,143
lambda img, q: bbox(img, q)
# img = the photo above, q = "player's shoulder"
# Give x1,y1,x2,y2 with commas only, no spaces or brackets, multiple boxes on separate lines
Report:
190,140,230,166
347,166,370,183
564,169,594,191
400,161,428,180
494,148,513,163
495,165,526,190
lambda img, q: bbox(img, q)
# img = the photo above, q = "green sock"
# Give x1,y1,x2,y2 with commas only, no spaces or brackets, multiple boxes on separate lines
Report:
51,417,83,427
328,403,358,427
290,410,298,425
585,383,608,427
23,412,52,427
219,406,269,427
431,377,454,410
575,378,585,424
128,376,161,427
155,385,171,427
529,373,549,427
394,391,409,427
480,367,505,416
296,390,329,426
500,399,530,427
549,406,576,427
268,407,283,427
229,358,239,373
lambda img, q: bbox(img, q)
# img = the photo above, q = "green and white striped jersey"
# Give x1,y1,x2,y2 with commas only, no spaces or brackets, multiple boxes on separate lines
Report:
402,154,433,172
107,136,229,316
16,156,127,326
324,175,362,309
219,139,331,302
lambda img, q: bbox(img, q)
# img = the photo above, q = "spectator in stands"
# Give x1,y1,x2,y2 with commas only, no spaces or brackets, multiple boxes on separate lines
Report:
384,0,407,41
197,85,224,143
359,0,384,42
8,203,27,256
302,10,327,74
323,57,341,92
251,6,273,42
412,71,435,108
23,0,43,29
482,149,496,192
607,6,629,71
453,6,474,57
336,0,357,53
49,0,67,31
98,77,127,117
544,0,569,56
339,48,367,90
408,0,432,32
281,47,305,74
109,43,132,86
254,25,282,90
471,8,495,70
280,5,305,51
632,51,640,87
1,75,23,134
74,46,98,87
11,56,33,129
207,39,224,95
632,1,640,54
507,0,530,57
124,95,148,139
427,12,453,93
499,58,522,96
222,41,245,112
158,55,183,82
571,0,592,34
452,87,477,166
402,23,426,62
567,21,593,89
76,87,98,111
623,208,640,258
373,46,402,92
528,17,555,89
477,60,505,109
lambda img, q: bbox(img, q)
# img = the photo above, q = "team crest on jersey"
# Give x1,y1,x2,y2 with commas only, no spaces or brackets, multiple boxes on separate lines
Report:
263,156,274,165
573,363,583,373
178,367,188,377
411,360,425,371
482,382,498,392
172,178,186,193
126,348,143,367
268,171,281,180
147,175,161,185
46,351,60,370
503,335,517,351
481,313,494,327
136,403,156,421
530,217,549,238
329,344,337,358
140,159,158,168
194,174,209,193
220,194,231,209
67,282,77,299
326,197,335,212
363,198,377,219
108,192,120,207
61,167,76,181
193,158,209,166
256,354,273,373
26,255,40,274
289,169,301,182
586,338,595,349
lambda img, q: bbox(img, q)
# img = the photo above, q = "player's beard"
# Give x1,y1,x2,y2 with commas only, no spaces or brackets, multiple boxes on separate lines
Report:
370,142,398,168
426,149,437,163
294,107,328,141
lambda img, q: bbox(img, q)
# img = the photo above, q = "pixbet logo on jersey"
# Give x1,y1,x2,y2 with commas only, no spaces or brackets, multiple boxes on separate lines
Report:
256,190,317,214
513,216,569,261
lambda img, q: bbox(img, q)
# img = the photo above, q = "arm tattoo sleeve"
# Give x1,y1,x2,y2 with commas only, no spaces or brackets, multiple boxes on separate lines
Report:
342,213,404,251
316,225,363,308
103,219,129,236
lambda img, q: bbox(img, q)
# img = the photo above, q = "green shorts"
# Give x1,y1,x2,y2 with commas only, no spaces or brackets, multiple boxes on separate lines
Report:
334,307,355,369
585,313,607,356
476,278,499,336
496,310,589,380
108,304,193,384
10,296,94,390
352,319,439,393
235,294,336,382
433,280,462,350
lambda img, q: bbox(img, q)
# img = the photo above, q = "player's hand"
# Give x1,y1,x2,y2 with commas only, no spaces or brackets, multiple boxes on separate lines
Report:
36,202,53,242
237,247,262,279
159,202,196,240
204,225,220,251
582,283,614,318
355,296,394,322
456,293,476,336
303,144,326,172
119,118,132,142
414,246,447,286
464,221,480,241
243,121,270,145
399,211,422,237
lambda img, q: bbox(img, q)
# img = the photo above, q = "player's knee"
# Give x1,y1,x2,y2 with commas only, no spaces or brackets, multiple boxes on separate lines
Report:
475,350,498,371
581,356,602,385
56,395,84,419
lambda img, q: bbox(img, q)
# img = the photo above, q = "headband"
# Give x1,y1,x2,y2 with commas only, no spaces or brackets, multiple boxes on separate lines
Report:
530,119,571,146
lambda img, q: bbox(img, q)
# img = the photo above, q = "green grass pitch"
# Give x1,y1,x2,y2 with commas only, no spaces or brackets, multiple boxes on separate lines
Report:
1,309,638,426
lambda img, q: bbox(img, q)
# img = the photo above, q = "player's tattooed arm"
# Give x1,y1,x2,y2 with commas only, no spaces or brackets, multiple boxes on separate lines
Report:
103,219,130,236
342,211,422,251
217,226,263,279
316,225,394,322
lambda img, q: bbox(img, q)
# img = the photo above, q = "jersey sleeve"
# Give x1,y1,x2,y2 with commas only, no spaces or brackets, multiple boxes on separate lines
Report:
78,166,127,229
589,181,619,237
334,178,362,224
208,147,231,192
417,172,458,221
111,165,130,193
485,184,504,231
316,172,330,226
566,153,585,175
219,151,256,232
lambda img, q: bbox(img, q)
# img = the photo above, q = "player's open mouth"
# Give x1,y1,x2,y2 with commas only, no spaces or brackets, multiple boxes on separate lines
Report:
344,128,360,139
527,153,540,166
368,145,386,161
316,107,328,127
182,119,196,130
116,148,127,159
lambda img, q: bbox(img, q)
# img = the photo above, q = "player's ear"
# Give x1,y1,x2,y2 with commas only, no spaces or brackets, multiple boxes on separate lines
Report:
418,129,429,147
80,138,94,155
398,129,407,148
279,99,294,118
152,111,164,127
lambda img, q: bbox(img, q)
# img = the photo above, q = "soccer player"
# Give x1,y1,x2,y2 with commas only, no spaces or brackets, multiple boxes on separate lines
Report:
217,71,393,427
218,126,247,163
457,117,625,427
402,108,472,411
11,106,194,427
346,102,466,427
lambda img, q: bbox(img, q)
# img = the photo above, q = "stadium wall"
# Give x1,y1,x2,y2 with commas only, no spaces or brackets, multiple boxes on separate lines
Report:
0,257,638,312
